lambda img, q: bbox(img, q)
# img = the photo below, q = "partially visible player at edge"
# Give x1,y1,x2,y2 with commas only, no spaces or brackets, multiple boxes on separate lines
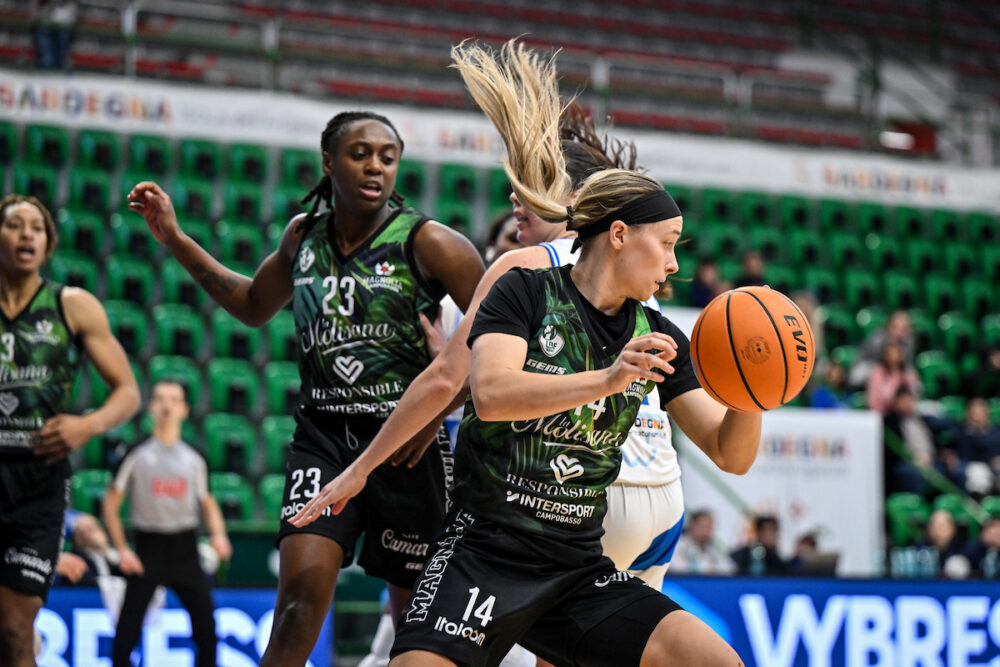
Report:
127,111,485,667
295,40,761,666
0,194,140,667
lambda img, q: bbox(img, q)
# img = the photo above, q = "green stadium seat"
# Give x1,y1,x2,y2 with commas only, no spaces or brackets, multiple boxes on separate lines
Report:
779,195,814,230
701,188,736,224
864,233,902,272
71,469,111,515
173,177,215,222
47,252,98,294
822,306,856,350
762,265,797,295
438,163,478,204
788,229,823,266
922,275,957,319
217,221,263,265
983,245,1000,284
223,182,263,225
280,148,321,188
12,164,59,208
104,300,149,358
937,312,977,358
24,124,70,167
264,361,301,414
885,492,930,546
740,191,774,226
663,184,694,218
968,212,997,245
907,309,936,353
990,399,1000,426
801,267,839,304
938,396,966,423
855,306,887,339
436,200,472,233
260,474,286,522
747,227,785,263
933,493,981,540
716,259,741,284
204,413,256,473
161,258,208,310
487,167,512,211
68,168,113,213
208,358,260,414
89,359,144,406
701,222,743,259
267,310,297,361
106,255,154,304
109,212,155,258
212,309,261,360
844,273,880,312
0,120,18,165
982,496,1000,520
152,303,206,357
883,271,918,310
179,138,223,180
262,415,294,473
892,206,929,238
857,203,889,236
943,243,975,279
148,355,203,407
819,199,852,233
916,351,959,398
83,421,136,469
395,159,427,203
905,239,936,275
76,129,120,172
271,184,306,223
58,208,105,255
931,209,964,243
963,280,995,322
982,314,1000,348
830,345,857,369
228,143,269,184
209,473,256,521
830,232,865,268
127,134,172,176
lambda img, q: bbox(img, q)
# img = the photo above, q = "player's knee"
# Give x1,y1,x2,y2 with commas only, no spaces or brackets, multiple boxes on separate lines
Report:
271,594,324,641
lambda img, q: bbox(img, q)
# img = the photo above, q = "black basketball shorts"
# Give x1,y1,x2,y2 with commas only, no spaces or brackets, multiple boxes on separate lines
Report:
276,409,454,588
392,508,683,667
0,458,70,600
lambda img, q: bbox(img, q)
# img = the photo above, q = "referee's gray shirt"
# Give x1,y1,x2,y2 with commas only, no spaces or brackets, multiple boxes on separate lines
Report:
112,437,208,533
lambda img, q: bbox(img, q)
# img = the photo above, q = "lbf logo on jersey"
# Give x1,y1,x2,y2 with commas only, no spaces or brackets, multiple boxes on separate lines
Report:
539,325,564,357
375,261,394,276
298,246,315,273
333,355,364,385
549,453,584,484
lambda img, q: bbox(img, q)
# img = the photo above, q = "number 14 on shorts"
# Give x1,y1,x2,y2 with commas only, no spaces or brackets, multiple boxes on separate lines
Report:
463,587,496,627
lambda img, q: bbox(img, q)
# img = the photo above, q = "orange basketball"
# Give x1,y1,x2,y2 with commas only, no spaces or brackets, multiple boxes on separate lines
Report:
690,286,816,412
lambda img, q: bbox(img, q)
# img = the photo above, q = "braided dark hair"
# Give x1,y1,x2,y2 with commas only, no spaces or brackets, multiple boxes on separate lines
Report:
297,111,407,234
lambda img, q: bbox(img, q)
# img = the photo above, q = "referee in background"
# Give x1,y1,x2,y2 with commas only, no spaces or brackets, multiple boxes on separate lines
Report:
103,380,232,667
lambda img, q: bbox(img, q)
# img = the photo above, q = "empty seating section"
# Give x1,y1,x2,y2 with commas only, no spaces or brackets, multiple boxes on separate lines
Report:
10,120,993,528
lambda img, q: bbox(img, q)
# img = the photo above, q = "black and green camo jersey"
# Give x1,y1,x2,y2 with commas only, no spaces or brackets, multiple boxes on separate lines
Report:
453,266,655,552
0,281,82,460
292,207,444,420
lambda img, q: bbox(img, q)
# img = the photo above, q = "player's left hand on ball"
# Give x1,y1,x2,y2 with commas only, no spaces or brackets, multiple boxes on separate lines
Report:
30,414,95,463
288,466,368,527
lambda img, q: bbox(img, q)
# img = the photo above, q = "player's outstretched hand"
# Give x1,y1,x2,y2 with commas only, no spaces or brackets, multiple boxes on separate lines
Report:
288,466,368,527
29,414,95,463
606,333,678,393
126,182,182,247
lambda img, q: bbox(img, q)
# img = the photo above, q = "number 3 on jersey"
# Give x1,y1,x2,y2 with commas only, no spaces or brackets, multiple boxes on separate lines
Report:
462,587,496,627
322,276,357,317
0,333,13,363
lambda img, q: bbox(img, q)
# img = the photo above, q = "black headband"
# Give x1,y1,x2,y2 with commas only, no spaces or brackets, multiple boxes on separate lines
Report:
572,190,681,250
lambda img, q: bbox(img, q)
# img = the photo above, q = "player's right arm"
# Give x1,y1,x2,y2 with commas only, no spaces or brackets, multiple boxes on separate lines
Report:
127,181,303,327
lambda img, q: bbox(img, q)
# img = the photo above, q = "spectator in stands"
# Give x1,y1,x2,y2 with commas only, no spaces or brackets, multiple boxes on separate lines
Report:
953,397,1000,497
483,211,523,264
883,387,944,495
733,249,766,289
30,1,77,70
809,360,853,409
960,343,1000,399
866,341,921,415
787,532,819,575
691,257,727,308
671,509,734,575
730,515,788,576
850,309,915,389
66,512,123,586
917,509,965,577
962,517,1000,579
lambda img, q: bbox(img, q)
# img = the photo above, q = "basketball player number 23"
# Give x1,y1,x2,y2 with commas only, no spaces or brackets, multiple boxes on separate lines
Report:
288,467,321,500
463,587,496,627
322,276,357,317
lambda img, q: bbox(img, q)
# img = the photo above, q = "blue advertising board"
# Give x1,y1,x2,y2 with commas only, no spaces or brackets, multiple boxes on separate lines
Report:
37,587,333,666
665,576,1000,667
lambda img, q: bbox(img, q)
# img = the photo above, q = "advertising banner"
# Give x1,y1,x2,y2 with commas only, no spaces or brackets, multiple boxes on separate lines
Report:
38,587,333,667
677,408,884,577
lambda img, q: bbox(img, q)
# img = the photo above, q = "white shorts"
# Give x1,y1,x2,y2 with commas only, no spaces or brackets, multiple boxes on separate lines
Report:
602,478,684,586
